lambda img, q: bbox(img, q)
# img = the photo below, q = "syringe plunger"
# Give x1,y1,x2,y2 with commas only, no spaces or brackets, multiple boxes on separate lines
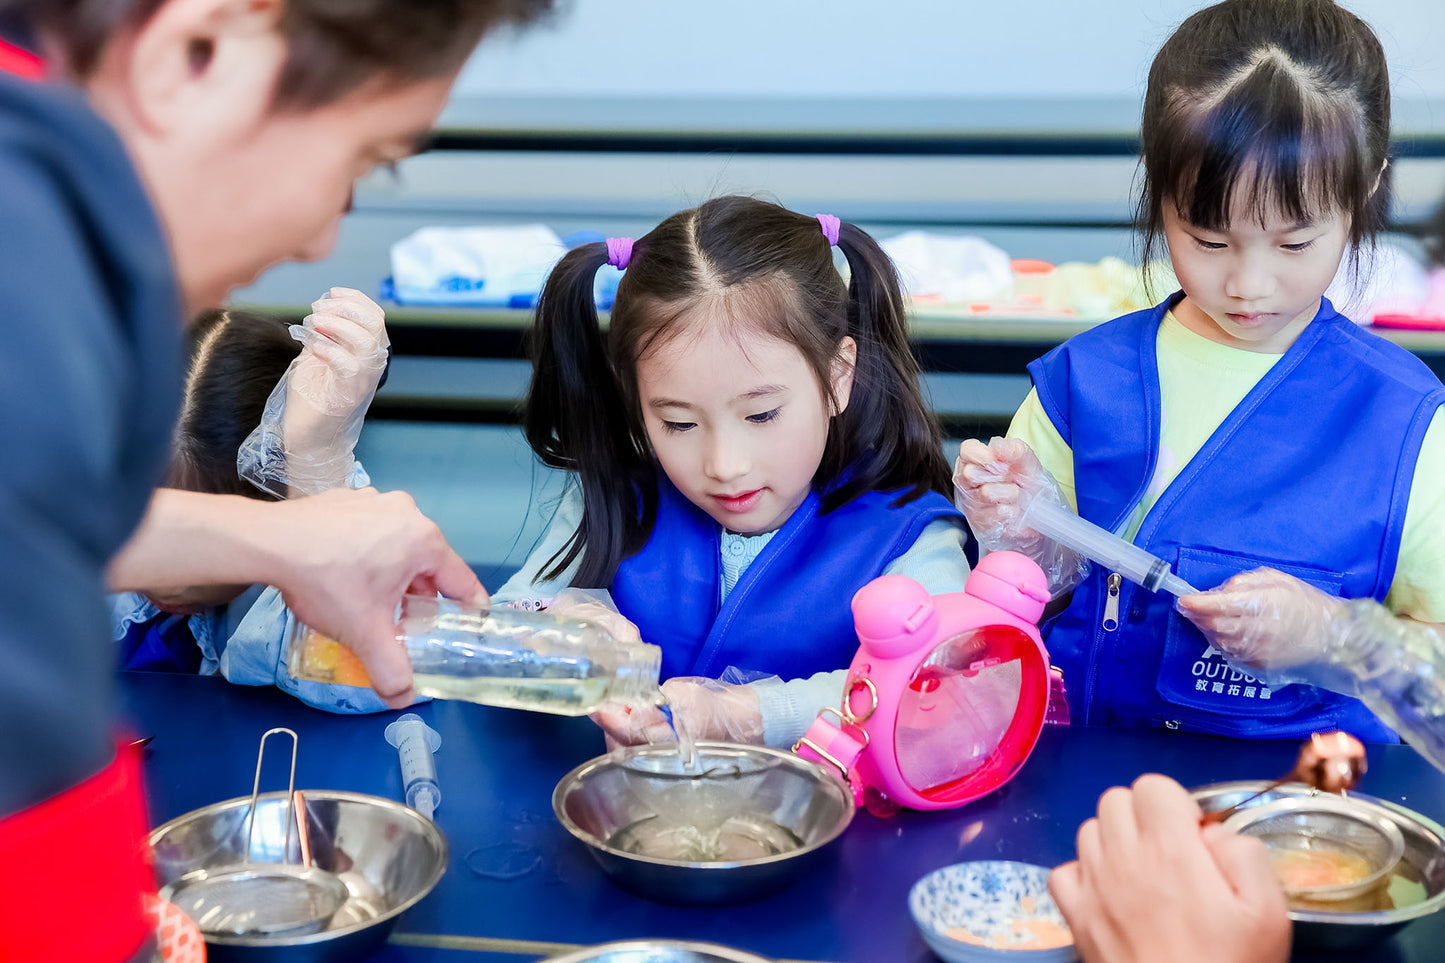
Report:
1022,496,1198,597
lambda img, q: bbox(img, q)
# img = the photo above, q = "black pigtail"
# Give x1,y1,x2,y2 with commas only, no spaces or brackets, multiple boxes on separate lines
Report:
525,244,649,586
826,222,951,510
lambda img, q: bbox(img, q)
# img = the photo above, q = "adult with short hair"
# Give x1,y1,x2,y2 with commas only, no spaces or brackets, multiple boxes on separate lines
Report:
0,1,552,958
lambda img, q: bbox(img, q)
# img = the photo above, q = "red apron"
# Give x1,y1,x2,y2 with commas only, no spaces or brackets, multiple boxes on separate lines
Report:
0,742,154,960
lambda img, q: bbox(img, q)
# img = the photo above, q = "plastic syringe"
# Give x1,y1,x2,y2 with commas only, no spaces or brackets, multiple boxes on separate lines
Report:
1021,496,1199,597
384,713,441,820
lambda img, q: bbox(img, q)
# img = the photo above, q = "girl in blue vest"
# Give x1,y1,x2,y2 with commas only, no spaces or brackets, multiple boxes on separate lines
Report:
111,290,397,712
497,195,970,749
954,0,1445,742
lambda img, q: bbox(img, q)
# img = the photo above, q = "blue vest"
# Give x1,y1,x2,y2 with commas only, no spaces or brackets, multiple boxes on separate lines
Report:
611,478,960,680
1030,296,1445,740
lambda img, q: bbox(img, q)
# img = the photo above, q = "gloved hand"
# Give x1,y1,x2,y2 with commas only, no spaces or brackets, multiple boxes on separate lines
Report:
545,587,642,645
592,677,765,752
1180,573,1445,775
953,437,1088,594
1176,568,1347,677
238,288,390,497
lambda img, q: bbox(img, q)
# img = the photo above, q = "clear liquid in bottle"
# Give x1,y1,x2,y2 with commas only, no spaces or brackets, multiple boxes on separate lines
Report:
288,595,661,716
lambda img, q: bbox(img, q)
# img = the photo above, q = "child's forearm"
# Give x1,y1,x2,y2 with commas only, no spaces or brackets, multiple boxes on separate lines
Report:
276,394,366,496
752,669,849,749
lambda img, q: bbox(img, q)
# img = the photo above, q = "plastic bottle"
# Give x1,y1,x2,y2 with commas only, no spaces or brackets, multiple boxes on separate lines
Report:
288,595,662,715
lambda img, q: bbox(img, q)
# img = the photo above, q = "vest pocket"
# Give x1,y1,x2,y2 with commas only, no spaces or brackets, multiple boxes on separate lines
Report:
1155,548,1345,721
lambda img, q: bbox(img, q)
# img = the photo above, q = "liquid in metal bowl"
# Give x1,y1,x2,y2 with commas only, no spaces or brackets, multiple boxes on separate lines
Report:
553,742,854,904
1195,781,1445,950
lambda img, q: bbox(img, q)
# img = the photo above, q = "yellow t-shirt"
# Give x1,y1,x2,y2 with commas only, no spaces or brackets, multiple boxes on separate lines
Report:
1009,311,1445,622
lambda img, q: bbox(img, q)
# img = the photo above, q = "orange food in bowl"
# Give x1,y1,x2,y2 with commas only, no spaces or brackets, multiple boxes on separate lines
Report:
945,915,1074,951
1272,847,1373,890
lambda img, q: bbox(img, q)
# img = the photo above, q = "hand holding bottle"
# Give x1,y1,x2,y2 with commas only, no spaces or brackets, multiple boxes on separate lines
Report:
593,678,764,751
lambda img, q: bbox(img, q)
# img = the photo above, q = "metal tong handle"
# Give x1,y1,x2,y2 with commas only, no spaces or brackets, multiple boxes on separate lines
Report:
243,727,301,867
1200,777,1291,825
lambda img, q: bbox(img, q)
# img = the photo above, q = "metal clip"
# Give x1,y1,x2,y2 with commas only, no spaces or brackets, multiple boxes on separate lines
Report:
841,675,879,726
793,735,851,780
792,703,871,781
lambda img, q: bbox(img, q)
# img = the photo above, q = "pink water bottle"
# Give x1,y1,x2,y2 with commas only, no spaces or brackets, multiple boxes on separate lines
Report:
794,551,1056,813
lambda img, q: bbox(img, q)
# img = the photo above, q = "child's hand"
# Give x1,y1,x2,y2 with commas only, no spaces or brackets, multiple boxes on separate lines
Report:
591,677,765,751
952,437,1050,545
546,590,643,646
591,700,675,751
1177,568,1345,673
247,287,389,496
288,287,390,422
953,437,1088,594
1048,774,1290,963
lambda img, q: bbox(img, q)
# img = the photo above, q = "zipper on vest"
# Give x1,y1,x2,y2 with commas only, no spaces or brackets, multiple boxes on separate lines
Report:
1102,573,1121,631
1082,572,1123,724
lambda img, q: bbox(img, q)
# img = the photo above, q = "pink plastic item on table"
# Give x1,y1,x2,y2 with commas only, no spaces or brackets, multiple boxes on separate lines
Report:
794,552,1056,814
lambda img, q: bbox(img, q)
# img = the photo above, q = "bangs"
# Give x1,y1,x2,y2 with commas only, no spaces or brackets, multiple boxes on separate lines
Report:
1155,48,1372,233
632,275,818,368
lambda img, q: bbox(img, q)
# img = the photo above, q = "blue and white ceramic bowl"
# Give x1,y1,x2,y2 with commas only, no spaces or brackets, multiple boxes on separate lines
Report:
909,861,1077,962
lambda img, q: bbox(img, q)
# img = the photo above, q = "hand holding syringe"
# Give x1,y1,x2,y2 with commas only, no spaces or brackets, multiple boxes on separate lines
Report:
1020,496,1198,597
385,713,441,820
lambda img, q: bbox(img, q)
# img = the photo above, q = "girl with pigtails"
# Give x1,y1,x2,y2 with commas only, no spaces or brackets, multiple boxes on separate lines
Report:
494,195,971,750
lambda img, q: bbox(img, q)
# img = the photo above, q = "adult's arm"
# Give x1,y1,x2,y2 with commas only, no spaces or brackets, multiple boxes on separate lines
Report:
108,487,486,707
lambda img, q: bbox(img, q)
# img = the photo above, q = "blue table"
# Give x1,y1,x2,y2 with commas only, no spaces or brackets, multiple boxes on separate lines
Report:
121,671,1445,962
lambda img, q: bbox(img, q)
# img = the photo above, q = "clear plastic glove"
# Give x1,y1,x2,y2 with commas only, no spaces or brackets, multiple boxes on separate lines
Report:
545,587,642,645
953,437,1089,595
592,677,765,752
1048,774,1290,963
1183,573,1445,774
1177,568,1346,676
238,287,389,498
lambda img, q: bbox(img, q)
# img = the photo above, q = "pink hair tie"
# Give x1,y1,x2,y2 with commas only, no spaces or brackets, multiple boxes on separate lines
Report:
816,214,841,247
606,237,634,269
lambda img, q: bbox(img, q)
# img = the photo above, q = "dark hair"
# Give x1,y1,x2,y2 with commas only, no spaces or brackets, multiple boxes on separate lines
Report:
167,308,300,500
525,195,952,588
3,0,554,108
1138,0,1391,271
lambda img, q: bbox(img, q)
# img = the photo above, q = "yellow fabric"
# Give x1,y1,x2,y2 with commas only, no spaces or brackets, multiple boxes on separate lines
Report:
1008,311,1445,622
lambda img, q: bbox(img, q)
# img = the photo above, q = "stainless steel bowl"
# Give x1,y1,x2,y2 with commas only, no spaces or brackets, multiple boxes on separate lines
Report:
149,790,447,962
553,742,854,904
1222,795,1405,905
545,940,775,962
1194,781,1445,950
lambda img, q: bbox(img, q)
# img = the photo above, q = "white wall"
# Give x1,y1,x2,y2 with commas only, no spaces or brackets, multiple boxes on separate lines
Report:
453,1,1445,130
